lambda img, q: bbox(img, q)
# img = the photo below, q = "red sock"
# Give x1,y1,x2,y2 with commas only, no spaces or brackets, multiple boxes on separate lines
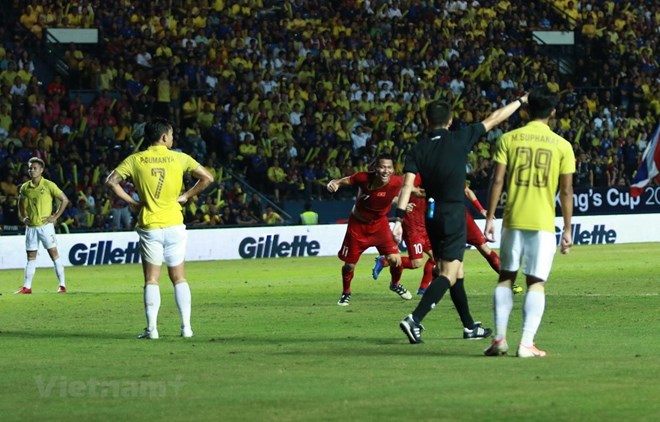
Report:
342,266,354,293
419,258,434,290
401,256,414,269
389,264,403,286
488,251,500,274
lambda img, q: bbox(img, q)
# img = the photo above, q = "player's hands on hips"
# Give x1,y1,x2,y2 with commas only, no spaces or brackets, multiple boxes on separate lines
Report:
42,215,56,224
484,218,496,242
560,228,572,254
177,194,189,205
392,221,403,244
129,202,143,213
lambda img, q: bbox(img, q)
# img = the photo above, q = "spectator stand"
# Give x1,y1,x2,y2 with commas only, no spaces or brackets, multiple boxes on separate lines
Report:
1,0,657,235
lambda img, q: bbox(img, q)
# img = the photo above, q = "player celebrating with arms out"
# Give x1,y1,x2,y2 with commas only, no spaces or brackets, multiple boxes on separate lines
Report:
327,153,412,306
372,173,435,296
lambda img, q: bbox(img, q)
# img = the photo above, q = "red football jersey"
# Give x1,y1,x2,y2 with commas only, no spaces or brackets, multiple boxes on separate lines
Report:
402,173,426,233
349,172,403,221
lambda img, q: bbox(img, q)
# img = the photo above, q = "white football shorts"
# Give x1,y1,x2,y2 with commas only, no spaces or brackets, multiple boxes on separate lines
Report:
25,223,57,251
137,225,187,267
499,228,557,281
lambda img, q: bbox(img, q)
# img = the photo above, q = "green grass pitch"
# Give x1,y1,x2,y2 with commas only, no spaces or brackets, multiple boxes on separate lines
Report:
1,243,659,421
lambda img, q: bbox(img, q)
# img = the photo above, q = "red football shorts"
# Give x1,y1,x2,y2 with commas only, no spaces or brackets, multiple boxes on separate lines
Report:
338,216,400,264
403,228,432,260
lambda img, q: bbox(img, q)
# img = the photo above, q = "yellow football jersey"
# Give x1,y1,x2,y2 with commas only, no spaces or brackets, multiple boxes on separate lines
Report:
493,121,575,232
115,146,200,229
19,178,63,227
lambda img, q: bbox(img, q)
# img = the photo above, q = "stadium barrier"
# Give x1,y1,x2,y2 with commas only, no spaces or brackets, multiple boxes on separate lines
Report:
0,214,658,269
281,185,660,225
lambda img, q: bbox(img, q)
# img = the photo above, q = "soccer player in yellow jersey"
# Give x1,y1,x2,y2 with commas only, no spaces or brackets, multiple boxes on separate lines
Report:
484,87,575,358
106,118,213,339
16,157,70,294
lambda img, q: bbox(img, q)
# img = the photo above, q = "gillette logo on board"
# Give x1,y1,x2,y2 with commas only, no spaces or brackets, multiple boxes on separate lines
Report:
555,224,617,245
69,241,141,265
239,235,320,258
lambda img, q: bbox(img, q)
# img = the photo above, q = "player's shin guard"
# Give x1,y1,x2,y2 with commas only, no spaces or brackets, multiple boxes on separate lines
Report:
53,258,66,287
450,278,474,329
418,258,434,290
174,281,192,329
144,284,161,331
488,251,501,274
521,290,545,347
24,259,37,289
400,257,414,269
341,266,354,294
493,285,514,340
389,264,403,285
412,276,450,323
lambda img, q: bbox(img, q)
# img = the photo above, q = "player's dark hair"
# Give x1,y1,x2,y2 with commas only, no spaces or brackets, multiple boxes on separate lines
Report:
528,87,558,120
426,101,452,127
369,153,394,170
144,117,173,145
28,157,45,168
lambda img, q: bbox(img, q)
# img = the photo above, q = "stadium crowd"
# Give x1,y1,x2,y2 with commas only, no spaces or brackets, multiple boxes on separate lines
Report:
0,0,658,231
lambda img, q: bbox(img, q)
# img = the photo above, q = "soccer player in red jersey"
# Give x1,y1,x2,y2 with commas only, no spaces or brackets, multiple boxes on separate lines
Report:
373,181,507,294
327,153,413,306
464,185,501,271
372,174,435,295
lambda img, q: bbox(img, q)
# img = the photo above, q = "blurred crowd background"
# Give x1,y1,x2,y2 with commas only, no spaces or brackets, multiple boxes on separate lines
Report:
0,0,657,231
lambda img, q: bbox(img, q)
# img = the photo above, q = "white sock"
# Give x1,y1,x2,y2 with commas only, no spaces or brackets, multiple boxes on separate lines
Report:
53,258,66,287
494,285,514,341
24,259,37,289
521,290,545,347
174,282,192,329
144,284,161,331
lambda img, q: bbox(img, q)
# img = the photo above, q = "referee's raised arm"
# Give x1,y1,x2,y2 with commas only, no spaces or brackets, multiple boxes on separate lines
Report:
481,93,529,132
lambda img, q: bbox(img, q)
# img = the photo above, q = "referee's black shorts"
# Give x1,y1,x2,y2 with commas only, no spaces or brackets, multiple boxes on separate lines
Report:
426,206,467,262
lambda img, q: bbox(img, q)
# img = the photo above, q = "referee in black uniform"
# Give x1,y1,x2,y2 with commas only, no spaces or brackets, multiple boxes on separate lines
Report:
394,96,527,344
